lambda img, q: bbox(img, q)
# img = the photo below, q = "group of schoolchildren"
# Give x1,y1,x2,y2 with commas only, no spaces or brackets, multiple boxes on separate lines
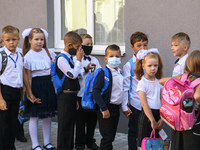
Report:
0,24,200,150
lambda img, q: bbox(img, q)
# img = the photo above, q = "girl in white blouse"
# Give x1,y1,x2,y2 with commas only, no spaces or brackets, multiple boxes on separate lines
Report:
134,48,164,148
22,28,57,150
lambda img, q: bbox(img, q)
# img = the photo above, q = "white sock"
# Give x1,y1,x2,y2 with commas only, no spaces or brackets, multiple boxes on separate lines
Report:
42,117,53,148
29,117,41,150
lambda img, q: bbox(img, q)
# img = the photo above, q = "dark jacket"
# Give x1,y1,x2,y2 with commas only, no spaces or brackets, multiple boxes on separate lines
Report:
92,68,112,111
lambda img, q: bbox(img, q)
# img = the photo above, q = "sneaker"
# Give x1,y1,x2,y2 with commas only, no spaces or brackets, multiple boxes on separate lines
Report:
87,143,100,150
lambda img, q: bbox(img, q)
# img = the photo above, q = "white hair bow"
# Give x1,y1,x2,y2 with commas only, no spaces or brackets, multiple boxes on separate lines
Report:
22,28,48,39
136,48,159,60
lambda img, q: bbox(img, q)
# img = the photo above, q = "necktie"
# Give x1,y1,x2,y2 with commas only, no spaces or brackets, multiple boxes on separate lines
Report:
83,55,91,61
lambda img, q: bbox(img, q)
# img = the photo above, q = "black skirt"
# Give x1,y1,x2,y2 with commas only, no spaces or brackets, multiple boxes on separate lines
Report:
24,75,57,119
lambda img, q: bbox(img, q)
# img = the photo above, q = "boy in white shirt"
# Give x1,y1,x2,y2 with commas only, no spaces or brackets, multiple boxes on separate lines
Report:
171,32,191,77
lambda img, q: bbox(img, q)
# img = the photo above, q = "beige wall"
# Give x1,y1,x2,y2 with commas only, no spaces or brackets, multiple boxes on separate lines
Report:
0,0,48,48
124,0,200,77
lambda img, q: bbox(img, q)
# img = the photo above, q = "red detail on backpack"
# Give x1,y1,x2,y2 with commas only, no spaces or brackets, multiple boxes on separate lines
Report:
160,73,200,131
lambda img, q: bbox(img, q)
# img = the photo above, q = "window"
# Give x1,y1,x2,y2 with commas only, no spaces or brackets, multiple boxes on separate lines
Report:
54,0,125,55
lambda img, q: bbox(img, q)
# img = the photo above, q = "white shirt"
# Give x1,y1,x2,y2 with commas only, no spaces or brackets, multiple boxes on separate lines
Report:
172,54,188,77
0,47,23,88
0,46,22,53
73,55,101,97
136,77,162,110
122,54,141,111
24,48,56,77
57,50,82,79
107,64,123,105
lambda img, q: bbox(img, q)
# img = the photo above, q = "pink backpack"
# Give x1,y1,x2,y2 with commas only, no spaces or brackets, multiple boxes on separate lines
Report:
160,73,200,131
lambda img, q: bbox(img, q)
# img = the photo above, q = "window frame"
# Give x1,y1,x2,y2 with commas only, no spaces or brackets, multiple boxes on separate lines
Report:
54,0,125,55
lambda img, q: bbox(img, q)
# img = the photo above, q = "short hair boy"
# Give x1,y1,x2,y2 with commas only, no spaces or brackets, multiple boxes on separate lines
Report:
171,32,191,76
74,33,101,150
0,25,35,149
122,31,148,150
57,31,84,150
93,44,123,149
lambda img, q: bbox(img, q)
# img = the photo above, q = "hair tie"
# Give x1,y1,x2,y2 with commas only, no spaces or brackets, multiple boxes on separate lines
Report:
136,48,159,60
22,28,48,39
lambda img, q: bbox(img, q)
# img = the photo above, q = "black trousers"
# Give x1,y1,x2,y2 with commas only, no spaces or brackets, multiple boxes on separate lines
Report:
128,105,141,150
16,119,25,138
97,104,120,150
0,85,21,150
75,97,97,148
57,92,77,150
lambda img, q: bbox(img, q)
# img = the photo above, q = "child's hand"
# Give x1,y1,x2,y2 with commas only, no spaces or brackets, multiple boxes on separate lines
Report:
102,109,110,119
123,107,132,118
86,63,95,70
0,98,7,111
151,119,158,131
26,91,41,104
157,119,164,129
76,101,79,110
76,47,84,62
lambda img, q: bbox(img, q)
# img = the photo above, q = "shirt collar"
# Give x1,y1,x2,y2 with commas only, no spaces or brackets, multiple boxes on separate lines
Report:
176,54,188,65
61,50,72,58
106,64,121,74
132,54,136,62
4,47,18,56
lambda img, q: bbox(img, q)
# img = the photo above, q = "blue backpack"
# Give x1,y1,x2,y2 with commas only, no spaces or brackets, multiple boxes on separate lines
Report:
128,58,135,99
51,53,70,95
81,68,109,110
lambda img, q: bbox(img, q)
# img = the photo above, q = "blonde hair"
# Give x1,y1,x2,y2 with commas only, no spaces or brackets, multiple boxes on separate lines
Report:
184,50,200,81
1,25,19,37
64,31,82,45
134,52,163,80
80,33,92,40
171,32,191,49
22,28,47,55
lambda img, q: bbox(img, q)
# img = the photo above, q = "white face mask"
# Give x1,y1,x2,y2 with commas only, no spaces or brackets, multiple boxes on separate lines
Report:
108,57,121,68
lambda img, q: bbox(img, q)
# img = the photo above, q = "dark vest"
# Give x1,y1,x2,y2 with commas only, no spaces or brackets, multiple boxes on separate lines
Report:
56,61,80,91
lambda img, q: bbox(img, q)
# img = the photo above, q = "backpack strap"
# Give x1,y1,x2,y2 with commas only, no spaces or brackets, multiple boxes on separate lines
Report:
0,50,7,75
128,58,135,99
58,53,70,63
190,78,200,88
180,73,189,82
101,68,110,95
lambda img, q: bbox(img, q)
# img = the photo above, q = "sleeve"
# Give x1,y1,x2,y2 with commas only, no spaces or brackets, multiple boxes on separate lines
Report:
49,49,57,61
0,54,2,71
92,70,108,111
136,80,146,93
57,56,82,79
121,62,131,111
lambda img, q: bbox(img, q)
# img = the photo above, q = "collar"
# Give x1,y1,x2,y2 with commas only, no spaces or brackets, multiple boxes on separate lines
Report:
61,50,72,58
132,54,136,63
176,54,188,65
4,47,18,56
106,64,121,74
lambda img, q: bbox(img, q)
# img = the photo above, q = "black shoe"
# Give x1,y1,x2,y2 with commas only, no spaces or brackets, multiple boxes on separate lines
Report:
43,143,56,150
87,143,100,150
16,136,27,142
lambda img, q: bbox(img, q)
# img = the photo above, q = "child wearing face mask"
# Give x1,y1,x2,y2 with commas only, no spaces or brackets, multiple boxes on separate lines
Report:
93,44,123,150
73,33,101,150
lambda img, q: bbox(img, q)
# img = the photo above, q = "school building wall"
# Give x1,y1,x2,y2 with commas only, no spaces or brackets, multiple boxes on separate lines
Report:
1,0,200,135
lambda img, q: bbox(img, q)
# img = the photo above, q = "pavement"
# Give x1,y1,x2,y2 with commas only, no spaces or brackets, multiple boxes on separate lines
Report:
15,120,128,150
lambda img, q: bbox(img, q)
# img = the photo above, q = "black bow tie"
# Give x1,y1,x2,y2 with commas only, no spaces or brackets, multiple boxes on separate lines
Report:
83,55,91,61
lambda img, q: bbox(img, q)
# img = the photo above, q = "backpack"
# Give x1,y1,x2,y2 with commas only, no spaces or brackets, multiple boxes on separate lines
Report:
81,68,109,110
160,73,200,131
51,53,70,95
128,58,135,99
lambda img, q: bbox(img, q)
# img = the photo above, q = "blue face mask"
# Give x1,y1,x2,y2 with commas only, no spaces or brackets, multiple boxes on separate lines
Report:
108,57,121,68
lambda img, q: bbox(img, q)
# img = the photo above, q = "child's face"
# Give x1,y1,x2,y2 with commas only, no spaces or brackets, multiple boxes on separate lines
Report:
29,33,44,52
171,40,187,59
131,40,148,55
82,38,93,46
143,56,158,80
1,33,20,52
104,49,122,63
